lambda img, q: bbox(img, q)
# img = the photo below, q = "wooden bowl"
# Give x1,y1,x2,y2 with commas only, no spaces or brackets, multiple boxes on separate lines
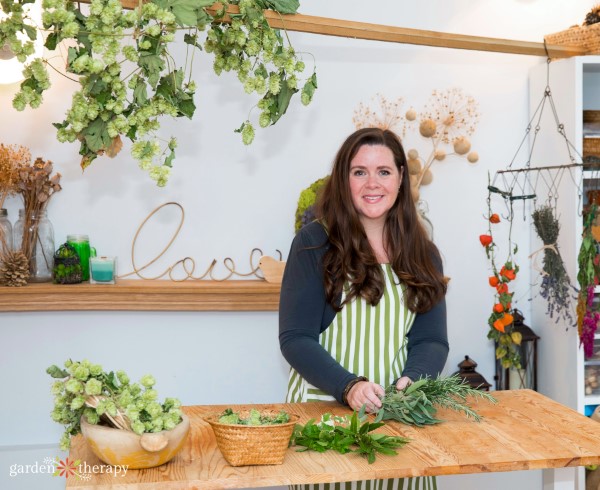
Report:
80,413,190,469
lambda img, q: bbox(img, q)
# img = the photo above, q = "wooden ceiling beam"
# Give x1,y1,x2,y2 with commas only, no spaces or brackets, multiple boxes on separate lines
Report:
93,1,586,58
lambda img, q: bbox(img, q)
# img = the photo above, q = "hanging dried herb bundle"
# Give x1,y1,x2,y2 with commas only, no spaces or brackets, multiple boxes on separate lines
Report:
531,205,577,326
577,205,600,357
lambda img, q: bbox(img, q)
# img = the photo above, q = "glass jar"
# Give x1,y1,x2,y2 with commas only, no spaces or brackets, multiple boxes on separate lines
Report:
416,199,434,241
0,208,12,255
13,208,55,282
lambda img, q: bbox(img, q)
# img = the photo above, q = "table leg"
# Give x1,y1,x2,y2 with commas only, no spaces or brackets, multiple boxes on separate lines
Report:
542,467,579,490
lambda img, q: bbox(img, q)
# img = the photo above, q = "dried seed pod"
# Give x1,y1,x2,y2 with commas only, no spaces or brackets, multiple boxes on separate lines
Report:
405,108,417,121
420,169,433,186
407,158,422,175
419,119,437,138
407,148,419,160
434,149,446,161
467,151,479,163
453,136,471,155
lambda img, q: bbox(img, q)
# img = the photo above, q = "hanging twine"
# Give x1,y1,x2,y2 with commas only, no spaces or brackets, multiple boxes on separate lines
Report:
528,243,559,277
119,202,280,282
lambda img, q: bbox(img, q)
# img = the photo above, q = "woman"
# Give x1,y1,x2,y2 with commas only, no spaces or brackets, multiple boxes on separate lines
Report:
279,127,448,489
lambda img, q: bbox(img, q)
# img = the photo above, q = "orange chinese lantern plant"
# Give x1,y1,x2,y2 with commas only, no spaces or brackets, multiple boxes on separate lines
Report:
489,276,499,287
479,234,493,247
500,267,516,281
489,213,500,224
493,319,505,333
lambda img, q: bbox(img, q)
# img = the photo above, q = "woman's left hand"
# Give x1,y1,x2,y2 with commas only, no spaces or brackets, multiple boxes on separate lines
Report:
395,376,412,391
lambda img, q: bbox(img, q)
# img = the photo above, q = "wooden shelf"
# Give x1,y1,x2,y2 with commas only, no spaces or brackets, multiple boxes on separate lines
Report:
0,280,281,312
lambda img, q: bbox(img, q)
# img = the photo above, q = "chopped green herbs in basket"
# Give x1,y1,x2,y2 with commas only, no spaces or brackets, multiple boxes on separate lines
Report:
379,375,497,427
217,408,290,425
290,409,409,464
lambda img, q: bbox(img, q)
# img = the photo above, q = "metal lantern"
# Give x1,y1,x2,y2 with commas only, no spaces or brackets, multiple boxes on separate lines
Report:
494,309,540,391
453,355,492,391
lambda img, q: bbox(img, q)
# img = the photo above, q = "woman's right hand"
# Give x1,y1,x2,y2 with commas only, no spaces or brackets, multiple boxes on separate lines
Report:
346,381,385,413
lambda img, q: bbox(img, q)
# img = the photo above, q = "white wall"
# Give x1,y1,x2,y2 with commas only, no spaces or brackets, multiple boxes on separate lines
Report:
0,1,594,488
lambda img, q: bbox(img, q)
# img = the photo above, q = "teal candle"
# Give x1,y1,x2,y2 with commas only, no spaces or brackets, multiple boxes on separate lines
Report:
90,257,116,284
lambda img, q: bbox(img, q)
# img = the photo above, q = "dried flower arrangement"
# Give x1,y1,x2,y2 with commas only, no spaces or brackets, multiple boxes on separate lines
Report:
0,144,31,286
15,157,62,262
531,205,577,326
352,88,480,202
0,149,63,286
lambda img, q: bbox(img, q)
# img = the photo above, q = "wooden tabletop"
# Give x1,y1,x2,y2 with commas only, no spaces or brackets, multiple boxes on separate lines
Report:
67,390,600,489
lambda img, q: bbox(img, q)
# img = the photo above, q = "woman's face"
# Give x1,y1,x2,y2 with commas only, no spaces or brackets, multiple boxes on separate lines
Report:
348,144,403,227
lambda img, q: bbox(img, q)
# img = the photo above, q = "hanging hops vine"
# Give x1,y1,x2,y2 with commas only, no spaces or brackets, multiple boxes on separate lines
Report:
0,0,317,186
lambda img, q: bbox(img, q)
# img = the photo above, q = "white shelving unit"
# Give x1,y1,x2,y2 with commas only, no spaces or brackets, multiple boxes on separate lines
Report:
528,57,600,490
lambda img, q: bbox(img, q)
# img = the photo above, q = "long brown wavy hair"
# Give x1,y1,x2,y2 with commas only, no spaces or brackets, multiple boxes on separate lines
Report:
316,127,446,314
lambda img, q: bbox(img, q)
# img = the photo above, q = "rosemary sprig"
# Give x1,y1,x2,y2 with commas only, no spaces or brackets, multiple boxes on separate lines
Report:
379,375,497,426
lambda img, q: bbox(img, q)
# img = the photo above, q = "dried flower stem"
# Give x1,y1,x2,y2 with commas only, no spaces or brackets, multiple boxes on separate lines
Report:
15,157,62,267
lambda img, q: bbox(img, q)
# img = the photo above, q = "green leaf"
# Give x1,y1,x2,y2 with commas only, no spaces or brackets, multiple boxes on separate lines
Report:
171,0,202,26
183,33,202,50
153,0,214,27
264,0,300,14
177,98,196,118
23,24,37,41
47,365,69,378
270,77,296,124
134,80,148,106
82,118,111,153
164,148,175,167
138,52,166,88
45,32,58,50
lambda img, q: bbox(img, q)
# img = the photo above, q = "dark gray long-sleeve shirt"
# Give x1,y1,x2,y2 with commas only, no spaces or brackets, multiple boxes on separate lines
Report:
278,221,449,404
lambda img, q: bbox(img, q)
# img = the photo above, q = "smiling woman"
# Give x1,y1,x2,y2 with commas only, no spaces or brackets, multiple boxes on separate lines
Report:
279,127,448,490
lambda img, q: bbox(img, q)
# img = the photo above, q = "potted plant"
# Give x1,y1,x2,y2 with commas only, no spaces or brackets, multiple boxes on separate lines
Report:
47,359,190,469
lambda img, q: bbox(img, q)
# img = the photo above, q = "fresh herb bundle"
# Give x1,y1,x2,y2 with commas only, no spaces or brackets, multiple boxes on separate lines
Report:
379,375,497,427
531,205,576,326
290,409,408,464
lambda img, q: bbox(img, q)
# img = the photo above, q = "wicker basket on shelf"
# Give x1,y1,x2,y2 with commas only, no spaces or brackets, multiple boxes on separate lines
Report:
205,410,299,466
545,23,600,54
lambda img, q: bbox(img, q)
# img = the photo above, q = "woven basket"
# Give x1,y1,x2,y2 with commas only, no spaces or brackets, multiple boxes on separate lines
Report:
205,410,299,466
545,23,600,54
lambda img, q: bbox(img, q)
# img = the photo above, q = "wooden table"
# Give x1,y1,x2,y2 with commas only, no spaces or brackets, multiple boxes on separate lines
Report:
67,390,600,489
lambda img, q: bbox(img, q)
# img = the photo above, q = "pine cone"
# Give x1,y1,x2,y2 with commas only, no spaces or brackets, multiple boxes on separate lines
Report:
0,250,30,287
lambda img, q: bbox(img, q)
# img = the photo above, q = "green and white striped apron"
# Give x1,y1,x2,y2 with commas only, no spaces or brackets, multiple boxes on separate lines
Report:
286,264,437,490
